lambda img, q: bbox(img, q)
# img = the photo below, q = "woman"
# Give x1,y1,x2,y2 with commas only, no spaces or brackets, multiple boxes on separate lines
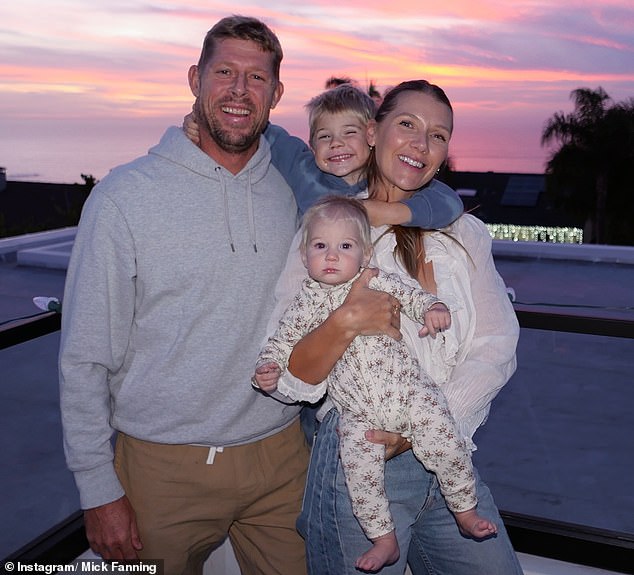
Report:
271,80,523,574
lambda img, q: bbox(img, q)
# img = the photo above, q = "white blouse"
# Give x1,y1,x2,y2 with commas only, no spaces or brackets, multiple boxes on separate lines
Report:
265,213,520,450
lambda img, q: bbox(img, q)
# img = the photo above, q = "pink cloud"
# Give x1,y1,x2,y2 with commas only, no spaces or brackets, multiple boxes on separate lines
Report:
1,0,633,181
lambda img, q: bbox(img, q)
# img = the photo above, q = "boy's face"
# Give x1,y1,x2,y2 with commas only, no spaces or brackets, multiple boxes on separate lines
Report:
301,218,370,287
311,111,371,185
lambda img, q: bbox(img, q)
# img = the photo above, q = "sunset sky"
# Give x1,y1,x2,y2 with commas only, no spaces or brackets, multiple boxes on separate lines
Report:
1,0,633,183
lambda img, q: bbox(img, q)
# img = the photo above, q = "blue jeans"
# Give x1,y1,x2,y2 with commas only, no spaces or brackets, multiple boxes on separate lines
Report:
297,409,524,575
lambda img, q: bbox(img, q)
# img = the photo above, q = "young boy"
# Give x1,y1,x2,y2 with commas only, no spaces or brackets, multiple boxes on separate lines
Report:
306,83,372,186
182,83,464,229
254,197,497,572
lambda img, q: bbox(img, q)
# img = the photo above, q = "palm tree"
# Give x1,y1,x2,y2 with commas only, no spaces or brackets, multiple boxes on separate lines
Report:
367,80,383,106
541,87,634,245
80,173,98,190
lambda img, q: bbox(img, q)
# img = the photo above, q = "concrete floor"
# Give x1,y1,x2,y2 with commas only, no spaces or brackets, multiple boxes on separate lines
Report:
1,243,633,564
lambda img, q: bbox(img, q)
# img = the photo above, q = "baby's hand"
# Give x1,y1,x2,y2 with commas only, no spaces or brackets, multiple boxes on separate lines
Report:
253,362,282,393
183,109,200,146
420,302,451,338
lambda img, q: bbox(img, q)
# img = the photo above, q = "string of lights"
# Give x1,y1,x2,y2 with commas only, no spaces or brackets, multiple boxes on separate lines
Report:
487,224,583,244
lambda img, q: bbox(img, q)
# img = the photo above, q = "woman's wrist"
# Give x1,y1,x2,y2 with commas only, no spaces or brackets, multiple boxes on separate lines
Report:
328,303,362,344
288,310,355,384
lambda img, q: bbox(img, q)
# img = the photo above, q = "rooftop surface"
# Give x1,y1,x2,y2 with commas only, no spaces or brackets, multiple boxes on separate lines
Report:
1,233,633,570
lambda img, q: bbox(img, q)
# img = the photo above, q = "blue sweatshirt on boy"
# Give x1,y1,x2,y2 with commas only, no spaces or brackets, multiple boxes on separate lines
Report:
264,123,463,228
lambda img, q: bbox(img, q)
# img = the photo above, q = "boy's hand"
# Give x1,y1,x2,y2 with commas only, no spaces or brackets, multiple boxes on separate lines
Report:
182,109,200,146
253,362,282,393
362,199,412,227
420,302,451,338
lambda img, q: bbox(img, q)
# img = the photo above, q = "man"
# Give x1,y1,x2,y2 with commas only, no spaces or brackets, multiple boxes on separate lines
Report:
60,16,309,574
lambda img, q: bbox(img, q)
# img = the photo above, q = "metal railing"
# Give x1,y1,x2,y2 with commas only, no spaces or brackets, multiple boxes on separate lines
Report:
2,308,634,572
0,311,60,350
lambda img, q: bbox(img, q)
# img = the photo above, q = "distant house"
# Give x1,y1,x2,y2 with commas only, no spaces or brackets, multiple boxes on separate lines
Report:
0,171,583,240
443,171,582,229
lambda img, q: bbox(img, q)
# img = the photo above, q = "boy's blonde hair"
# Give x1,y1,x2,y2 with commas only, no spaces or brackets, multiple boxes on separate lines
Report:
305,84,376,147
300,196,373,257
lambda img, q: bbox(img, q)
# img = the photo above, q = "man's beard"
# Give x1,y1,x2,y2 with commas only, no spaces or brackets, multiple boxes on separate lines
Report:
210,124,259,153
197,102,261,154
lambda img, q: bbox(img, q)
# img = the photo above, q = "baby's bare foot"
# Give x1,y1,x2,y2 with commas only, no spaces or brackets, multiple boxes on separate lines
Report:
455,508,498,539
355,531,400,572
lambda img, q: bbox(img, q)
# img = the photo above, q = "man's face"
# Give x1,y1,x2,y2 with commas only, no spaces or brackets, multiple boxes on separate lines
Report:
189,38,284,166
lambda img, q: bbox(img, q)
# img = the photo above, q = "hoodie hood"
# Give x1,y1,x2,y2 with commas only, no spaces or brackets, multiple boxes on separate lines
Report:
148,126,271,252
148,126,272,185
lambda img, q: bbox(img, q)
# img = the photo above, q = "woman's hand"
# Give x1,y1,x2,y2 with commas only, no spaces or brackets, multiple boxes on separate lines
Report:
341,268,402,341
288,268,402,383
365,429,412,460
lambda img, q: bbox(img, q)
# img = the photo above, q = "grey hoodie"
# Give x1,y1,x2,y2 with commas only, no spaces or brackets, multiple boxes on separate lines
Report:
59,127,300,509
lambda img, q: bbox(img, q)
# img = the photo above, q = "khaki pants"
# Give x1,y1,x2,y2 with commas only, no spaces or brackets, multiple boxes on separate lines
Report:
114,419,309,575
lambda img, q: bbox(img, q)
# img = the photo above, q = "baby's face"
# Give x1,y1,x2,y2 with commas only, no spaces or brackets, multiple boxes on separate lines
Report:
302,217,369,287
311,111,370,185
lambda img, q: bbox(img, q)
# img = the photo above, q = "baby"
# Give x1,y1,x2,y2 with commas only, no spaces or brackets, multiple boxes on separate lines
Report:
255,196,497,572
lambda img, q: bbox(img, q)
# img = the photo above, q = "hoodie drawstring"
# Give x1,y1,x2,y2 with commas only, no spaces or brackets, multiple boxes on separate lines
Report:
246,170,257,253
216,167,235,253
215,166,257,253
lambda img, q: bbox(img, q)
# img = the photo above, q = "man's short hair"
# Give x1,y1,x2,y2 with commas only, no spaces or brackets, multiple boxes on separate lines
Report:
197,15,283,80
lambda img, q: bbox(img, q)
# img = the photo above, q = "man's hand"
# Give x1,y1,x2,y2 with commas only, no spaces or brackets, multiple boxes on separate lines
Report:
365,429,412,460
340,268,402,341
84,496,142,560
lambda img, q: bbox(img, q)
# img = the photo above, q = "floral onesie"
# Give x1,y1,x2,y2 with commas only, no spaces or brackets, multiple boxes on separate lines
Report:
257,268,477,540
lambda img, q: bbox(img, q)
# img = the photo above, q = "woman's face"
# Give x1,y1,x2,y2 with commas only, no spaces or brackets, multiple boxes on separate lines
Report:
367,90,453,200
